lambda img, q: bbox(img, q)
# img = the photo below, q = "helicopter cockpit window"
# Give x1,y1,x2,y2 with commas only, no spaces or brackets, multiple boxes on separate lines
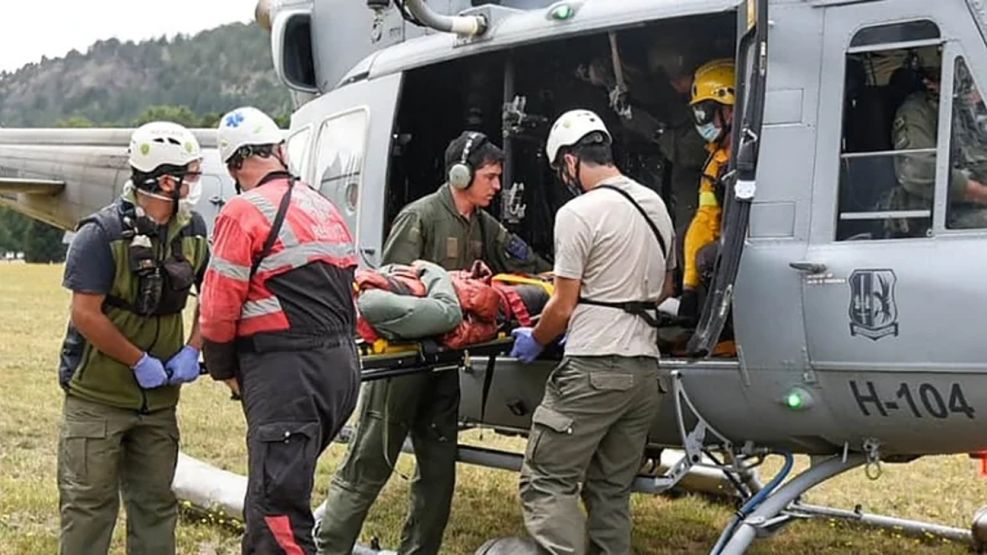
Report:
836,31,943,241
946,57,987,230
314,109,368,215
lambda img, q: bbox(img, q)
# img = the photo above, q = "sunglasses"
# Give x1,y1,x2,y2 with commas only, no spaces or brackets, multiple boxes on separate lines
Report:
174,170,202,185
691,100,722,127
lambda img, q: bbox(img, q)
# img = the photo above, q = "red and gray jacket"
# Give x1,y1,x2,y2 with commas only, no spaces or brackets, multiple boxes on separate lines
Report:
200,172,358,379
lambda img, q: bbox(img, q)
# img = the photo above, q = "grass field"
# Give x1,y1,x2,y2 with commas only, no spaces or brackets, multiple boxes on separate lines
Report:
2,263,986,554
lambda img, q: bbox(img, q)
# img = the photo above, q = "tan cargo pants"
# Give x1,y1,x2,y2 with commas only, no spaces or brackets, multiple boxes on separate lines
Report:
519,355,661,555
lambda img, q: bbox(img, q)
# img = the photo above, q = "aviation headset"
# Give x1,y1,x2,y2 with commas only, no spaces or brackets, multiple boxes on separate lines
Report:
448,131,489,190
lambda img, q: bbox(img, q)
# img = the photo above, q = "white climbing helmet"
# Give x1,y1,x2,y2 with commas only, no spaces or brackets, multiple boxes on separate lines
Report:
545,109,611,167
128,122,202,173
216,106,284,164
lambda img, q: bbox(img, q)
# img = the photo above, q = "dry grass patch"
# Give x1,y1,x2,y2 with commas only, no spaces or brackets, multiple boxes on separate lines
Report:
0,264,982,554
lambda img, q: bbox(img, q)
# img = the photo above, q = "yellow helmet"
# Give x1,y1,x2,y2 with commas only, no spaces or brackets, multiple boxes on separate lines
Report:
690,58,736,106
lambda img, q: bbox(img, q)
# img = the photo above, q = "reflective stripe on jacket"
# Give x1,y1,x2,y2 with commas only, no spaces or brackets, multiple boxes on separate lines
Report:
200,174,358,343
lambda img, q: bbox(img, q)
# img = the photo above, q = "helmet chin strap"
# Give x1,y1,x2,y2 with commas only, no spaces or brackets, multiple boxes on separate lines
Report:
135,177,182,222
559,156,583,197
170,176,185,218
136,188,173,203
231,145,289,195
274,149,289,172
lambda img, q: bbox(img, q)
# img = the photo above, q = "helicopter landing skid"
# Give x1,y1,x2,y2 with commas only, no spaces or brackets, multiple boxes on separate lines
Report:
710,453,866,554
657,372,964,554
667,365,976,554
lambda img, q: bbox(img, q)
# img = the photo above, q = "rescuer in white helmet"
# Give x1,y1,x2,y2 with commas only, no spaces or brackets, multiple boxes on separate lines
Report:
56,120,210,554
511,108,677,554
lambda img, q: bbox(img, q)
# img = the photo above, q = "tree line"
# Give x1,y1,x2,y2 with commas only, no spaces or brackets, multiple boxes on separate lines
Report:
0,21,293,262
1,102,290,263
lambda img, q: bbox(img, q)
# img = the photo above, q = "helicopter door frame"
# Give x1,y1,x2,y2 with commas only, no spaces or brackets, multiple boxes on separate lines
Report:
291,71,404,268
687,0,769,356
802,1,987,374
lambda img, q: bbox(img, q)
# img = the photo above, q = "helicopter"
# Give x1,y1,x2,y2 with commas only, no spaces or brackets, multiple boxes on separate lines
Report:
4,0,987,552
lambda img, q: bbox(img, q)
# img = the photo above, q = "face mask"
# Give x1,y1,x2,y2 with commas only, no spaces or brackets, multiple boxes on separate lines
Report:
133,175,199,214
175,179,201,218
556,155,583,197
183,178,201,207
696,122,722,143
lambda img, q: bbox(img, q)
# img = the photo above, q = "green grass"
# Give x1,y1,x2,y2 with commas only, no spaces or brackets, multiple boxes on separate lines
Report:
1,263,985,554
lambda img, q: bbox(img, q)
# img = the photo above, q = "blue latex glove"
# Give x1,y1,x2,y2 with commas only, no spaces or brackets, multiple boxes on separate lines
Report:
165,346,201,385
132,352,169,389
510,327,544,363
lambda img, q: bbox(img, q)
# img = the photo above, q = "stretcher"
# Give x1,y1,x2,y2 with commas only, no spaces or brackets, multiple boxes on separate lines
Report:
196,336,519,386
357,336,516,381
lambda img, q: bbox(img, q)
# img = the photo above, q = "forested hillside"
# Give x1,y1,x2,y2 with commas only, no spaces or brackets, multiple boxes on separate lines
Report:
0,21,293,261
0,22,291,127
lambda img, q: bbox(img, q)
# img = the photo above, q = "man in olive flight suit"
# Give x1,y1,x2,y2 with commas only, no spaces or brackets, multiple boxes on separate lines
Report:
890,60,987,235
315,131,549,555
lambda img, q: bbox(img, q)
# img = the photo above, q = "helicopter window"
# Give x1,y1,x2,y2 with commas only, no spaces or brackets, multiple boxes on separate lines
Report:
849,20,940,49
836,41,943,241
315,109,369,216
286,126,312,179
945,57,987,230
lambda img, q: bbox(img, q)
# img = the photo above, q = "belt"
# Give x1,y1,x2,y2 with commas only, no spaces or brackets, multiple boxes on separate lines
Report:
236,331,349,353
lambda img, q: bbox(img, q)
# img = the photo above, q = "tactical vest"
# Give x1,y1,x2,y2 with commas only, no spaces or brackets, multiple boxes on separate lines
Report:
58,200,210,413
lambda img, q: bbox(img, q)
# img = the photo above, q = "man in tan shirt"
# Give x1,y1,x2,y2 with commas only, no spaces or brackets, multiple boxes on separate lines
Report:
510,109,676,554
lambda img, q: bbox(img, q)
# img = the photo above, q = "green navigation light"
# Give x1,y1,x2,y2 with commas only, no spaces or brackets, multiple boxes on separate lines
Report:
550,4,574,21
782,387,814,411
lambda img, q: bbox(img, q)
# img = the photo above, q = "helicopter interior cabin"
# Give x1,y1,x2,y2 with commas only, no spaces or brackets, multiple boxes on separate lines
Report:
380,11,739,355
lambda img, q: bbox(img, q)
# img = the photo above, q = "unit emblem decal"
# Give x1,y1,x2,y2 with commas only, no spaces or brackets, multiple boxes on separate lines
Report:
848,269,899,340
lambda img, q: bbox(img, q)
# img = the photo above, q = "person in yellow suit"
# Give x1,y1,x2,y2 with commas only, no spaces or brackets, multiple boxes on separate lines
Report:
680,58,735,322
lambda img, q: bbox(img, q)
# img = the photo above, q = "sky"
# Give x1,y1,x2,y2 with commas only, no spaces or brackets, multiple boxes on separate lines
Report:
1,0,258,73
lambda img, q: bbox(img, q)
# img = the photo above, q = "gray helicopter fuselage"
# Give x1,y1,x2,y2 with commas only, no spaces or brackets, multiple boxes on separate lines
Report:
2,0,986,462
283,0,987,459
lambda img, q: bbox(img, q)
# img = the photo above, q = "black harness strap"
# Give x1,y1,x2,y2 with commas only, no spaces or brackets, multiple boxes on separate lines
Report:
576,183,670,329
250,173,297,278
479,353,498,427
235,174,299,354
593,184,667,260
577,298,663,328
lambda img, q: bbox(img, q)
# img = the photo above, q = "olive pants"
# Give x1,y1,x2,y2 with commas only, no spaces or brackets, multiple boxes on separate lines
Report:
57,394,179,555
519,356,661,555
314,368,460,555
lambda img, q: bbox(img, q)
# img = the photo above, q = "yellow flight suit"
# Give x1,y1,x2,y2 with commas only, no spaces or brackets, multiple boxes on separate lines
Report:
683,143,729,289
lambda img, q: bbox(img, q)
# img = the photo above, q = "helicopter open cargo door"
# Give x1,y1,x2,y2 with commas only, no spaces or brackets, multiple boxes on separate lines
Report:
802,0,987,387
290,71,403,269
687,0,769,356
